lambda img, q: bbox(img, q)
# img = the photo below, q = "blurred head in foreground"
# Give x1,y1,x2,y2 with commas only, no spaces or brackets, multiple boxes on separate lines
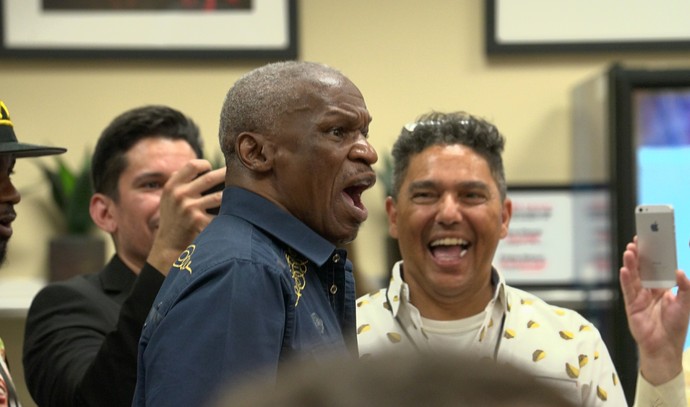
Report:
212,351,576,407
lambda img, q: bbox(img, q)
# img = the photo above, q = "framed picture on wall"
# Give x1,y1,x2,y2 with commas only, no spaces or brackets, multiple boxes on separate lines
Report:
486,0,690,54
0,0,297,59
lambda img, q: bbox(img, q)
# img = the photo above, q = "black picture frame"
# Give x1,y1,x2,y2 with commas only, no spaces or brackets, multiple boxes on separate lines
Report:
486,0,690,55
0,0,298,60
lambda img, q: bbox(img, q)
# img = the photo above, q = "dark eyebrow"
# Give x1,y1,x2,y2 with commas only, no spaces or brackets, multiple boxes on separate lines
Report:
407,180,437,191
322,105,372,126
131,171,166,185
456,180,490,191
407,180,490,192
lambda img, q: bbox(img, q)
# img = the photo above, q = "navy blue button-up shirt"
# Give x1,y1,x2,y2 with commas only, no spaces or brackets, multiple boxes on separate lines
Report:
133,187,357,407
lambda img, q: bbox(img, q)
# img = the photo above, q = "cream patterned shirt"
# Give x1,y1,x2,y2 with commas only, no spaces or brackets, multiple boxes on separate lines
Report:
357,262,635,406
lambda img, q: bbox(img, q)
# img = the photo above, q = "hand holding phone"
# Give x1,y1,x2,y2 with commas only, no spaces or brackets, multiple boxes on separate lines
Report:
635,204,678,288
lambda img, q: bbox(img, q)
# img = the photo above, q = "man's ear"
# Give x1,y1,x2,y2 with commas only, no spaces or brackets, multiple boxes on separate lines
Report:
236,131,274,172
89,193,117,234
499,197,513,239
385,196,399,239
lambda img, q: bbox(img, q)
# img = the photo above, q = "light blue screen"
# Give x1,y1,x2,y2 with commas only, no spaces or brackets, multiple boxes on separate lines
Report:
634,90,690,349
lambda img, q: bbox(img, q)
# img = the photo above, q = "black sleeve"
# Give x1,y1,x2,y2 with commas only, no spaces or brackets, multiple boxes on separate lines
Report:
23,264,164,407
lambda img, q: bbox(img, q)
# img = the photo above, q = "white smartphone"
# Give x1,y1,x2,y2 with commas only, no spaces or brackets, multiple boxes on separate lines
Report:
635,204,678,288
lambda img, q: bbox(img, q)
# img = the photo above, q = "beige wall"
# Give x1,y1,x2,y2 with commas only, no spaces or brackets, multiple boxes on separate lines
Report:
3,1,690,405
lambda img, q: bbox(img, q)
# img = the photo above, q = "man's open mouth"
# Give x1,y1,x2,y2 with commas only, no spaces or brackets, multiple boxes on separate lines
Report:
429,237,471,260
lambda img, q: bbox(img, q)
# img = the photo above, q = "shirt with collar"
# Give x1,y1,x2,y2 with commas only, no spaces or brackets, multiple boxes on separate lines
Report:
356,261,629,406
133,187,356,407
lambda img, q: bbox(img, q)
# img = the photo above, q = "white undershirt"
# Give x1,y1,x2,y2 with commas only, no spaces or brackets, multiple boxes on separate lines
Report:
420,311,486,352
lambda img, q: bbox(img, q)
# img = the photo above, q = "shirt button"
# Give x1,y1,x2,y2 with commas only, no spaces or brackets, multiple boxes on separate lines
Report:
330,284,338,294
332,253,341,263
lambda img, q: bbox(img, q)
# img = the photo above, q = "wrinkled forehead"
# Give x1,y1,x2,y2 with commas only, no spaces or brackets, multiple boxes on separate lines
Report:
291,74,367,112
301,72,355,95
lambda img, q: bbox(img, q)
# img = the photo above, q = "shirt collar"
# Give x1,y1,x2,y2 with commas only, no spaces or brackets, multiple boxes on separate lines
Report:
101,255,137,293
489,268,508,314
220,186,336,267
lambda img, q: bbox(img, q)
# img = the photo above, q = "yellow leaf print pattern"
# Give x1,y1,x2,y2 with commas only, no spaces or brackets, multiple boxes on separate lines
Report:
504,329,516,339
527,320,539,329
578,354,588,368
357,324,371,334
387,332,402,343
565,363,580,379
532,349,546,362
596,386,608,401
559,330,574,340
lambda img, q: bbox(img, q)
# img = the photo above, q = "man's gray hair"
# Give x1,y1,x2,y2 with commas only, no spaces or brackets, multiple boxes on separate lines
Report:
218,61,344,158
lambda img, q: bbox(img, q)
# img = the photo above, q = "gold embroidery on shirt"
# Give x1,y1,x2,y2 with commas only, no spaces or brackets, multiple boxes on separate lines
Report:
173,244,196,274
357,299,369,307
387,332,402,343
285,249,307,307
612,373,618,385
357,324,371,334
594,351,600,360
579,324,592,332
504,329,516,339
527,320,539,328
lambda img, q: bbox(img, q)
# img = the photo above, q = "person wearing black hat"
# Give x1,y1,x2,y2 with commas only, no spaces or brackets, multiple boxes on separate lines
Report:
0,100,66,407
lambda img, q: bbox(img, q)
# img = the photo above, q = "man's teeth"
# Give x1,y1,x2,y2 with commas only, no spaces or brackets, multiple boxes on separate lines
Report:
429,238,469,258
429,238,468,247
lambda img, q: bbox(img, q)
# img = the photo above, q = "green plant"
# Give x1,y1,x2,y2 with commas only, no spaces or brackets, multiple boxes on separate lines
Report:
38,152,95,235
